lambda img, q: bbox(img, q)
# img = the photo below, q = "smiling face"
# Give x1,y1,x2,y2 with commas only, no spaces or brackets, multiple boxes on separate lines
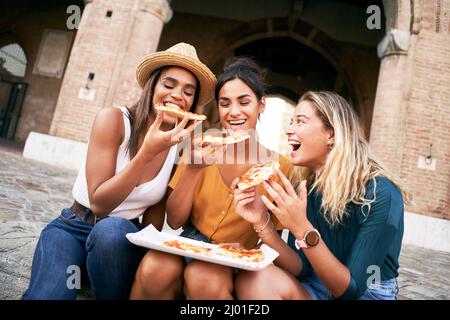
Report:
217,78,265,132
286,100,334,171
152,66,198,125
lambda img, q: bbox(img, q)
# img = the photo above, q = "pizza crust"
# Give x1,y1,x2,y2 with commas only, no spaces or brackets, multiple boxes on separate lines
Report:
154,103,206,121
202,131,250,146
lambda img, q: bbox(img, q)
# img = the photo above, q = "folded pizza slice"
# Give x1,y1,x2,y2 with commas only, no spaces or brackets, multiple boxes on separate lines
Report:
237,160,280,190
202,130,250,146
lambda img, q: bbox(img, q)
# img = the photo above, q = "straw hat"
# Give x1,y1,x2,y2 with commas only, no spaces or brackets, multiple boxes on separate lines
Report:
136,42,216,107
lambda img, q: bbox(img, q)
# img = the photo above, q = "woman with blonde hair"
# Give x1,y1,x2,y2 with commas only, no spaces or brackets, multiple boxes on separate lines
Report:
232,90,407,300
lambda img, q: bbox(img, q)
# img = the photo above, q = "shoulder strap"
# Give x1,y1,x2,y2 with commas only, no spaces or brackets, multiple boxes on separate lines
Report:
115,106,131,148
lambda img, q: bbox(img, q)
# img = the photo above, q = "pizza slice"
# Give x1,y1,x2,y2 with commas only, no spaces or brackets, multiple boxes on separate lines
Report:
202,130,250,146
237,160,280,190
154,103,207,121
216,244,265,263
163,239,212,256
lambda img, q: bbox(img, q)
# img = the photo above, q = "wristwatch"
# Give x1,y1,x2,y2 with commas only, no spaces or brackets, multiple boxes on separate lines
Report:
295,229,321,249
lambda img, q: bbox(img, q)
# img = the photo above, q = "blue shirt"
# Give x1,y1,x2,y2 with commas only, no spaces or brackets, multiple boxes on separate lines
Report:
288,177,404,299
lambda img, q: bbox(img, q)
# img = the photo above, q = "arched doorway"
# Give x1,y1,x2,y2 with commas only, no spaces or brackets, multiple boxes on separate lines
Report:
164,1,385,146
235,37,358,155
0,43,28,140
235,37,353,102
207,36,361,154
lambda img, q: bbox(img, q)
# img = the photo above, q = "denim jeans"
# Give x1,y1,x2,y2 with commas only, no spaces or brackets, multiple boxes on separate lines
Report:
180,223,210,243
301,272,399,300
22,207,145,300
179,223,210,264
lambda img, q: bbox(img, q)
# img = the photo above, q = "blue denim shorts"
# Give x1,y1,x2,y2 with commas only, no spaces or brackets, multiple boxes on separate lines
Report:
179,223,211,264
301,273,399,300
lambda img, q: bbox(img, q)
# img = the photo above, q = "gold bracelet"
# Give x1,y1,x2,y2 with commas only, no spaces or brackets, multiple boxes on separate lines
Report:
254,212,271,233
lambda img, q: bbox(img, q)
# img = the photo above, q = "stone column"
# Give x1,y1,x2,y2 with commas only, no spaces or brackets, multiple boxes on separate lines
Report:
49,0,172,143
369,0,412,173
105,0,173,109
370,0,450,228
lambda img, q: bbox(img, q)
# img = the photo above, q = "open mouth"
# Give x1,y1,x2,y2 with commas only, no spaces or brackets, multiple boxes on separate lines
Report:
164,101,183,110
288,140,301,151
228,119,247,128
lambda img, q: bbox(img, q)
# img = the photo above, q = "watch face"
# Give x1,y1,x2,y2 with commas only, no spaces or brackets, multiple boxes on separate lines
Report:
305,230,320,246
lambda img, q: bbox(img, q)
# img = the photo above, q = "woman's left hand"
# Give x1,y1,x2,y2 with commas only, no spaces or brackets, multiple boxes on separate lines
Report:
260,170,309,235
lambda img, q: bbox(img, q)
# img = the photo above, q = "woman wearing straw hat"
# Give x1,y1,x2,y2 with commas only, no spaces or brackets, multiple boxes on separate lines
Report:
22,43,216,300
130,57,293,300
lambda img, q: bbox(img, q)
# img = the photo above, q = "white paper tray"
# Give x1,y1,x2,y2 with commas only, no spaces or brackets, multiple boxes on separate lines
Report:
126,224,279,271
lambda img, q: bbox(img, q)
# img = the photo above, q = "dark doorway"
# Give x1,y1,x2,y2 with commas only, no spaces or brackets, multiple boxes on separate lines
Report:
234,37,353,103
0,80,27,139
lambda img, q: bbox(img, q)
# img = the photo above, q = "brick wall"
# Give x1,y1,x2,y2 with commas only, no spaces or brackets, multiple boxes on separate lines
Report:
401,0,450,219
49,0,166,142
50,0,133,142
371,0,449,219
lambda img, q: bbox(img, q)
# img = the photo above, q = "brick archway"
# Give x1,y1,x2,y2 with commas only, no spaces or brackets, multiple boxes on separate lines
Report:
202,17,378,136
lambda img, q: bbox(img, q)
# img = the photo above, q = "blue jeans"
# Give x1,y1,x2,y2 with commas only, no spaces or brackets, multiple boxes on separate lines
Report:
180,223,210,243
301,272,399,300
22,207,145,300
179,223,210,264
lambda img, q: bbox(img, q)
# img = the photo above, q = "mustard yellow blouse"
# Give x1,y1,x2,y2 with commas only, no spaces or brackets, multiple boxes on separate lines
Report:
168,155,293,249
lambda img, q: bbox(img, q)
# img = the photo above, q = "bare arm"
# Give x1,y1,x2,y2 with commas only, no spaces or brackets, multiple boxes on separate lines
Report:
166,136,224,229
231,179,303,276
262,174,351,298
86,108,155,217
290,226,351,297
256,221,304,276
166,166,203,229
86,108,194,217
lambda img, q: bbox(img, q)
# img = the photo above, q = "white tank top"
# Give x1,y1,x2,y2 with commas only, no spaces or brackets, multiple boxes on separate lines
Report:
72,106,177,220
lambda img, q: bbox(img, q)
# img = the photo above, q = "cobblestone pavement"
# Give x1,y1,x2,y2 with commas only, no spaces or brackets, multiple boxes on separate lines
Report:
0,150,449,300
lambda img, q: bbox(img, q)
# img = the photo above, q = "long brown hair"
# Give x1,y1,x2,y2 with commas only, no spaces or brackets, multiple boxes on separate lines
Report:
126,66,200,158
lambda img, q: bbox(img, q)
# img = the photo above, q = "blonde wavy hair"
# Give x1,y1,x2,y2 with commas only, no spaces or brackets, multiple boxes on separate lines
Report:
291,91,410,226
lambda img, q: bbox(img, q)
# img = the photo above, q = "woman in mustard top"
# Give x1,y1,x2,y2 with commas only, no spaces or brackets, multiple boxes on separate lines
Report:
130,57,292,299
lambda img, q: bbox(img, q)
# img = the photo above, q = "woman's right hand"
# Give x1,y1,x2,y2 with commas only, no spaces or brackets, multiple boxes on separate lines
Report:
139,110,200,161
231,178,267,225
185,136,226,170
